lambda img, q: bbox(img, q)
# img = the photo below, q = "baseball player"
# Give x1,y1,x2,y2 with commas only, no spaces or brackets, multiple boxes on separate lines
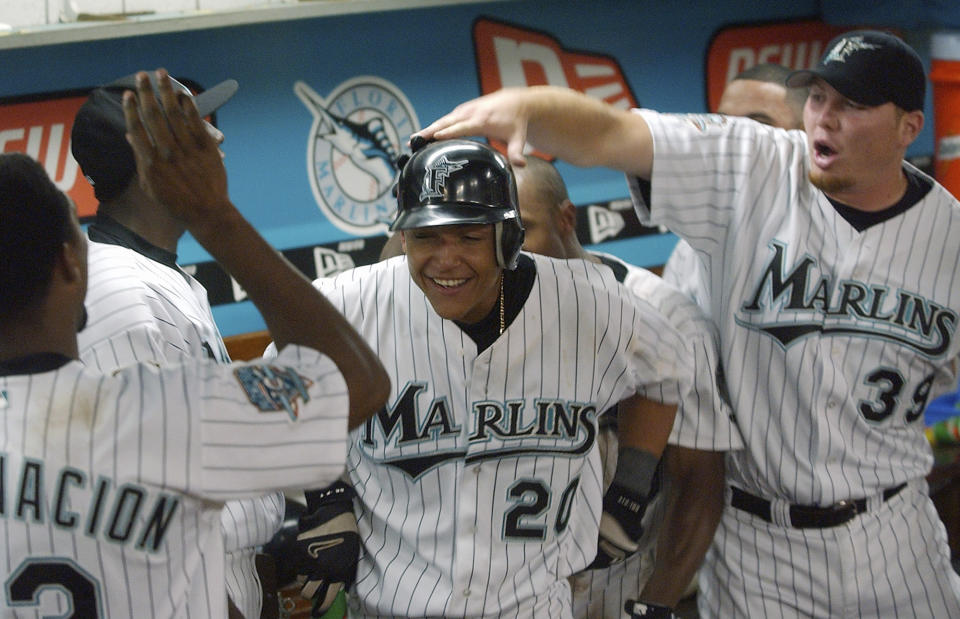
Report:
514,156,740,618
663,63,806,309
0,70,388,618
71,72,282,619
418,30,960,618
270,138,693,618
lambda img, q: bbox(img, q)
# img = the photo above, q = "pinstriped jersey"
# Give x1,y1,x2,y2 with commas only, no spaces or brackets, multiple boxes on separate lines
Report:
570,254,739,619
662,240,712,319
79,236,284,619
311,253,692,618
79,239,230,367
597,253,740,452
630,110,960,505
0,346,349,618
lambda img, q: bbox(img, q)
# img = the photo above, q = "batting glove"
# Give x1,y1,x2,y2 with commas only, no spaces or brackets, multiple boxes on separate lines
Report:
295,481,360,617
588,481,649,569
624,600,678,618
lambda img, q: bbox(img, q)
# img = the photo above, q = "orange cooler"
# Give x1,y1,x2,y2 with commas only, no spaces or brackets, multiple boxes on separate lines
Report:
931,31,960,198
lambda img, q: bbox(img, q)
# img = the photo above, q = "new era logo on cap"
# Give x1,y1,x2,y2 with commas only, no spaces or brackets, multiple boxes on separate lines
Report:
787,30,926,112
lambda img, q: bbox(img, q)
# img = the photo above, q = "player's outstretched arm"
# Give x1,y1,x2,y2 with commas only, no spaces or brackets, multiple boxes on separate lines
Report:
122,69,389,429
640,446,725,606
415,86,654,179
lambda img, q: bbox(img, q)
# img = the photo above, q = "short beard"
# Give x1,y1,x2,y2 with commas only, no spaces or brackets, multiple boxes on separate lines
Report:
808,169,854,195
77,306,88,333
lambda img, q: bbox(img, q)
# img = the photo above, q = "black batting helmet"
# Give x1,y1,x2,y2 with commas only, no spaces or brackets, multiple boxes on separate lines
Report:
391,138,525,269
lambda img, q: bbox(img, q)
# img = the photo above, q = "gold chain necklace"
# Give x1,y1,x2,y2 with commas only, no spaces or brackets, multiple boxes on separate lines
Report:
499,274,505,335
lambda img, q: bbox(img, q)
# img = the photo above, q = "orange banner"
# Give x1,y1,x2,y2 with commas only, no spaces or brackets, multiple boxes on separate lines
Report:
705,21,850,112
0,93,96,219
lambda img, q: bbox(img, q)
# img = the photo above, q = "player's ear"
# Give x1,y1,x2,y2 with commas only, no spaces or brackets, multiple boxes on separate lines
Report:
898,109,924,148
558,199,577,234
57,238,85,286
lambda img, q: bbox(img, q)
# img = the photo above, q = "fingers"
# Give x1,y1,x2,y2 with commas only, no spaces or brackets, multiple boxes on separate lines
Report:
122,85,152,169
132,70,177,159
413,94,530,167
505,127,528,167
155,69,212,150
123,69,215,161
154,69,193,149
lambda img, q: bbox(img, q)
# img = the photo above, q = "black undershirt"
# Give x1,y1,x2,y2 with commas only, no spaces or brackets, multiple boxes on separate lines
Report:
87,213,181,272
828,166,933,231
455,254,536,352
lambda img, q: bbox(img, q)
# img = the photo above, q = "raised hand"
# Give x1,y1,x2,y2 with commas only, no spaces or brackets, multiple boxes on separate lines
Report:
415,87,533,167
121,69,231,230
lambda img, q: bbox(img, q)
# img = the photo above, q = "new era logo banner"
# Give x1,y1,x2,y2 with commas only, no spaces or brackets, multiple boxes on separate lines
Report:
473,18,638,162
474,17,637,108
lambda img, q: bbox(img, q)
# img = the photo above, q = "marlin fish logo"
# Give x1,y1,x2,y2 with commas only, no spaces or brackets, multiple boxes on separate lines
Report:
294,77,420,235
824,36,880,64
420,155,467,201
295,81,398,192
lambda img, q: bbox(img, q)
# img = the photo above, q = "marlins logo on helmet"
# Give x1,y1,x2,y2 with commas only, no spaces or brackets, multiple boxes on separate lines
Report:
294,77,419,235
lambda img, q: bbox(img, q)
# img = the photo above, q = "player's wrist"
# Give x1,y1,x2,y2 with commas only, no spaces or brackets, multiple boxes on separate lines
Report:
613,446,660,497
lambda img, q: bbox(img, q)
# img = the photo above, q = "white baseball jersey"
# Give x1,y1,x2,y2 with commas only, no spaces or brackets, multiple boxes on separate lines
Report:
305,253,691,618
631,110,960,617
79,224,284,619
661,240,711,316
570,254,740,619
0,345,350,618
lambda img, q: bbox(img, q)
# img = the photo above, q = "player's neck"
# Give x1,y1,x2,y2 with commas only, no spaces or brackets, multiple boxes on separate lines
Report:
0,309,78,363
569,242,597,263
100,184,187,254
824,166,908,213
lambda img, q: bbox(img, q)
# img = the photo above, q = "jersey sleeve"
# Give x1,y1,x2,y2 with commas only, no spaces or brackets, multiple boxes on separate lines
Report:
622,266,742,452
666,311,743,451
628,110,806,261
623,294,694,409
117,344,352,502
660,239,709,308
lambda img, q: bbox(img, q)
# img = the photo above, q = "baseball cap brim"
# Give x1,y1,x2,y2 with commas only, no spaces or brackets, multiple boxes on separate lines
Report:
786,68,887,107
104,73,238,116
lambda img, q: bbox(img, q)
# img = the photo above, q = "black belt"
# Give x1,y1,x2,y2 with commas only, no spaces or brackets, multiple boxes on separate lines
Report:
730,484,907,529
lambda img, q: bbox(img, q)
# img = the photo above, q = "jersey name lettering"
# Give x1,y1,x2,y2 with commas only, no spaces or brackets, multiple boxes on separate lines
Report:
0,453,180,552
360,382,598,479
738,240,957,356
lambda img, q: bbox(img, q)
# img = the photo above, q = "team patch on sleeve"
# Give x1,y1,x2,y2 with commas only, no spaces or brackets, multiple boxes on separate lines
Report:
234,365,313,421
683,112,727,132
0,390,6,409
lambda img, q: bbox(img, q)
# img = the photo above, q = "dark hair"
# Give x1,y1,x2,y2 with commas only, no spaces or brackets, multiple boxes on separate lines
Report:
734,63,792,86
735,63,809,126
0,153,74,321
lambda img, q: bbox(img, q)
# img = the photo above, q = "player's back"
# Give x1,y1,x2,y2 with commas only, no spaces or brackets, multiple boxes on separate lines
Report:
1,359,225,617
78,237,281,619
80,239,229,367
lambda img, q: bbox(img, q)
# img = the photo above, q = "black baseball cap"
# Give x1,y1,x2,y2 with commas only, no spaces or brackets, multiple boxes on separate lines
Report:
787,30,925,112
70,73,238,202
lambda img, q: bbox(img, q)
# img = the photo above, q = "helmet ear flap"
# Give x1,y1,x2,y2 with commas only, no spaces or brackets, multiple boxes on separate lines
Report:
496,220,525,270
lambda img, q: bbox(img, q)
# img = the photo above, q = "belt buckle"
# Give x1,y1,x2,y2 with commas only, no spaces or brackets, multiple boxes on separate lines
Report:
789,498,859,528
827,499,861,524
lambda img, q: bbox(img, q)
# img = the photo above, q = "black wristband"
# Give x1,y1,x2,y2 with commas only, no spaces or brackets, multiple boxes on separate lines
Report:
613,447,660,497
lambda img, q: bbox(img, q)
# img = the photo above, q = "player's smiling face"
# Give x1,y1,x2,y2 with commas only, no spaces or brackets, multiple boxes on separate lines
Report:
803,79,922,207
402,223,502,324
